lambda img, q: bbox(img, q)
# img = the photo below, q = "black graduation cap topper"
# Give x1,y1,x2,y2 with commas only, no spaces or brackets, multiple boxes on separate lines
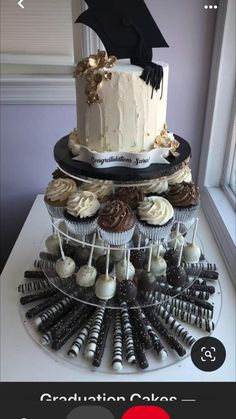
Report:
76,0,169,95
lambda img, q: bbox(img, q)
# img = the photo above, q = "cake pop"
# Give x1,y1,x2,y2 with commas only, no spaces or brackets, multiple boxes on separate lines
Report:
110,246,125,262
168,222,185,250
138,245,157,293
73,236,90,267
150,243,167,277
117,251,137,302
93,235,106,259
116,249,135,282
130,233,147,269
55,233,76,278
45,234,60,255
76,233,97,287
183,218,201,263
95,246,116,300
96,254,114,275
166,244,186,288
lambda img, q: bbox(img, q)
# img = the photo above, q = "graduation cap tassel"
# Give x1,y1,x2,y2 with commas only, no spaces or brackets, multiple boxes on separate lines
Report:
140,62,164,99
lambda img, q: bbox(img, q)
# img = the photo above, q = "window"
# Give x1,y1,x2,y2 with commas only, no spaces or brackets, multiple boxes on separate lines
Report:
199,0,236,282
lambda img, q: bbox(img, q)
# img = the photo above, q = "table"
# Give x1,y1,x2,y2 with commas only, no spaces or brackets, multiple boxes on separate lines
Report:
1,195,235,382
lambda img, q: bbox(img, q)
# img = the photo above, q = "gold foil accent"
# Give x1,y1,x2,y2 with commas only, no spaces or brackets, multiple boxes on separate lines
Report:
74,50,117,105
153,124,180,157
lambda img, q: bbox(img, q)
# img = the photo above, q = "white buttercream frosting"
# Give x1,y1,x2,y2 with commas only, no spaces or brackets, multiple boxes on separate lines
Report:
75,59,169,153
45,178,77,202
66,191,100,218
141,177,168,195
138,196,174,226
80,180,113,202
168,166,192,185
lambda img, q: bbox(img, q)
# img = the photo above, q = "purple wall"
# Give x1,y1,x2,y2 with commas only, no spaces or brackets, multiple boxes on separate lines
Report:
0,105,76,270
0,0,218,271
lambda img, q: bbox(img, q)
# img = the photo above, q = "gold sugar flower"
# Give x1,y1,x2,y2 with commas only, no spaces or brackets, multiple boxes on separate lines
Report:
74,50,117,105
154,124,180,157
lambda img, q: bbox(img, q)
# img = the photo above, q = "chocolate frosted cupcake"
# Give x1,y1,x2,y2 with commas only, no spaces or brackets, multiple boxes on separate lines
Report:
64,191,100,236
44,178,77,218
98,199,135,245
137,196,174,241
114,187,144,210
165,182,200,223
140,177,168,197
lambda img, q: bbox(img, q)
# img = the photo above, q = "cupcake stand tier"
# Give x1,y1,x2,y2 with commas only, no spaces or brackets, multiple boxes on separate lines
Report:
54,134,191,183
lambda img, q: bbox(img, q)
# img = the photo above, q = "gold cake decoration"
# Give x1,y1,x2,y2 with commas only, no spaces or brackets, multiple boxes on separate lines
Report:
153,124,180,157
74,50,117,105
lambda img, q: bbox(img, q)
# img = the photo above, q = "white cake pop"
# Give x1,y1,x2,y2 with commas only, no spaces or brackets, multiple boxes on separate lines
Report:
95,246,116,299
116,252,135,282
76,265,97,287
150,242,167,276
152,242,165,257
183,218,201,263
93,236,106,259
45,234,59,255
55,257,76,278
150,255,167,277
168,232,185,250
111,247,125,262
76,232,97,287
55,232,75,278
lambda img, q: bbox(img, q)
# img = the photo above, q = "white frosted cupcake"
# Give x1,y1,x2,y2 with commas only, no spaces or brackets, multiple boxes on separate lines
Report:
64,191,100,236
167,166,192,186
44,178,77,219
80,180,113,203
141,177,169,197
137,196,174,241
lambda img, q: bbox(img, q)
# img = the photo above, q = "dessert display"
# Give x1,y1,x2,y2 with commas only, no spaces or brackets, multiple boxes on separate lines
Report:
18,0,221,374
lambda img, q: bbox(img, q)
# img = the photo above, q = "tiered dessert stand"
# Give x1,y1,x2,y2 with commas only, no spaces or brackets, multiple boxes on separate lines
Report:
18,135,222,374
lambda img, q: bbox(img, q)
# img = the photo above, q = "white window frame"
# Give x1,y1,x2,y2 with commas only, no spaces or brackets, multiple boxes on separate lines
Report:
198,0,236,283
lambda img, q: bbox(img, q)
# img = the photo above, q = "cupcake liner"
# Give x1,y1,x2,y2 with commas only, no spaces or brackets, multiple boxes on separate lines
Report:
45,202,65,219
137,217,174,241
98,225,135,246
173,205,199,224
64,216,98,237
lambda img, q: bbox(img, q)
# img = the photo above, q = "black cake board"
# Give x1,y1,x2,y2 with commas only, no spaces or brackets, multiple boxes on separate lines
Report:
54,134,191,182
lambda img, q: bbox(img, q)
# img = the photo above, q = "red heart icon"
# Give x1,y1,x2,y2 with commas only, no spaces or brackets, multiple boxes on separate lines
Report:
122,406,170,419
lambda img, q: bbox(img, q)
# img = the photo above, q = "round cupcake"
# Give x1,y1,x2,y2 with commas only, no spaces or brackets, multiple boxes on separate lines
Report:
167,165,192,186
64,191,100,236
137,196,174,241
140,177,168,197
114,187,144,210
80,180,113,203
165,182,200,224
44,178,77,219
97,199,135,245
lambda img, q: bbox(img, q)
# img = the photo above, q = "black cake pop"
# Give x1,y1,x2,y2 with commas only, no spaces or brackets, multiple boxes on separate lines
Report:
96,254,114,275
138,245,156,293
166,244,186,288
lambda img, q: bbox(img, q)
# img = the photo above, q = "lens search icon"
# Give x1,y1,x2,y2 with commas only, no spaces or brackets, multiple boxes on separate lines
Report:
201,346,216,362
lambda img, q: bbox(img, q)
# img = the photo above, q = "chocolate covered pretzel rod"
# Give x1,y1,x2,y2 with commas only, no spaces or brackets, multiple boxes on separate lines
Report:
93,310,112,367
183,262,217,272
68,318,93,358
128,300,153,350
159,303,215,332
147,292,213,319
24,270,47,279
144,307,186,357
154,284,213,309
39,252,58,262
34,291,81,327
185,289,210,300
20,288,57,305
141,312,168,360
84,302,107,359
18,279,52,294
188,283,215,294
112,311,123,371
155,305,196,347
25,282,77,319
51,305,94,351
132,323,149,370
120,301,136,364
34,259,55,270
38,300,78,334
